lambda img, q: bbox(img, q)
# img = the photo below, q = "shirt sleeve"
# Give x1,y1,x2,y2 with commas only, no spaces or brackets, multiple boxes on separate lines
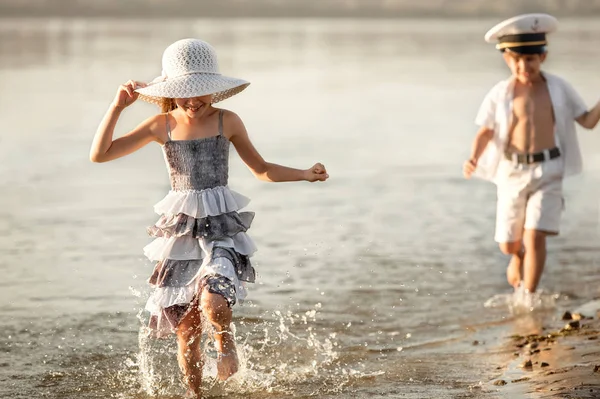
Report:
474,86,497,130
562,79,588,119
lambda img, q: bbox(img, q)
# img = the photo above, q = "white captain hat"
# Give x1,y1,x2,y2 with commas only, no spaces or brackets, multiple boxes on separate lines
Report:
485,13,558,54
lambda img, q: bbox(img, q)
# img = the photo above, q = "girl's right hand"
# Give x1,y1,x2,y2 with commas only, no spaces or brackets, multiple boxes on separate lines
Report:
112,80,146,110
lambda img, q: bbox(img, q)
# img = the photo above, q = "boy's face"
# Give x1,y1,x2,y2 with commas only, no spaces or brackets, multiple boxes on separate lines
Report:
502,50,547,84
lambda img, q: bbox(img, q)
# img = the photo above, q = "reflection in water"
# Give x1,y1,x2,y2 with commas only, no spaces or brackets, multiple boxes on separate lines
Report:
0,18,492,71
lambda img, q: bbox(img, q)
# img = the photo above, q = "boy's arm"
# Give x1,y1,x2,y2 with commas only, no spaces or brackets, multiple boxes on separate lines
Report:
562,78,600,130
468,127,495,163
464,83,499,179
463,126,494,179
575,100,600,130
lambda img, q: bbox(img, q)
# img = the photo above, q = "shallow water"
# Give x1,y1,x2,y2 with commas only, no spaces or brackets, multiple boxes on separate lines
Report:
0,17,599,398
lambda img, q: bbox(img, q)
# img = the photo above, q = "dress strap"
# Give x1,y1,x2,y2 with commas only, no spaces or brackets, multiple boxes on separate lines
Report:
218,110,224,137
165,113,172,141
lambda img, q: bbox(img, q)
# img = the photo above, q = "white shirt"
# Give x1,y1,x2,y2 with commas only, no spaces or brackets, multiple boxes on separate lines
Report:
473,72,588,184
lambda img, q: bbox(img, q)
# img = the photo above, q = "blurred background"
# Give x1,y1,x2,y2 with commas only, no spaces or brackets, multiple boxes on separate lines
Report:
2,0,600,18
1,1,599,398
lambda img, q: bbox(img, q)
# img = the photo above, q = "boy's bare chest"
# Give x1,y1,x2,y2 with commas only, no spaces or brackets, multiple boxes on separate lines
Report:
512,84,554,122
507,82,556,152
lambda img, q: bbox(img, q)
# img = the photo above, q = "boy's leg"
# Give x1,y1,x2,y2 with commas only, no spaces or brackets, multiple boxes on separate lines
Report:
522,229,547,292
495,166,527,289
522,158,564,293
499,241,525,288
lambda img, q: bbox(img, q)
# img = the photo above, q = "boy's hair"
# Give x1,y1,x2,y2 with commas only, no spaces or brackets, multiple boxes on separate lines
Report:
160,98,177,113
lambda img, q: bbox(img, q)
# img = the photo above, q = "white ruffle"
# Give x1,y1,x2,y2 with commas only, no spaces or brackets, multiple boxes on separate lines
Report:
145,284,195,314
154,186,250,218
143,233,257,261
145,257,248,313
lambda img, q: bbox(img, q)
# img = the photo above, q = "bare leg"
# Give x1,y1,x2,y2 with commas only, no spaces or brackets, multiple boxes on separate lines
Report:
522,229,547,293
499,241,524,289
200,289,239,381
176,306,203,398
507,248,525,289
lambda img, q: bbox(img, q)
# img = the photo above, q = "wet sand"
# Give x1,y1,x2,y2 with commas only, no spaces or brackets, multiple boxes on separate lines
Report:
489,300,600,398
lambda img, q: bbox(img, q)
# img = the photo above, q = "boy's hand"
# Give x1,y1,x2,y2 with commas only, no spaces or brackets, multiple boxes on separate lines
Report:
463,159,477,179
304,163,329,182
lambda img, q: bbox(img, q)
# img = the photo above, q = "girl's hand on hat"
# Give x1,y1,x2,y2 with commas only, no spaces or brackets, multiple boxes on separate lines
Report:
113,80,147,110
304,163,329,182
463,159,477,179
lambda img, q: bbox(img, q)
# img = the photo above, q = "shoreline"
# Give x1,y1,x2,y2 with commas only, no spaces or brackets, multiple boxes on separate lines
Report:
488,300,600,398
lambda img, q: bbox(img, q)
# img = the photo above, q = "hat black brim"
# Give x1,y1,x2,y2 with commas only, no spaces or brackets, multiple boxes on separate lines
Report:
501,45,547,55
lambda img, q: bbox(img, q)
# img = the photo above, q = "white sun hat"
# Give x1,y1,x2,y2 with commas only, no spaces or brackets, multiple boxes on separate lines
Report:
484,13,558,53
136,38,250,104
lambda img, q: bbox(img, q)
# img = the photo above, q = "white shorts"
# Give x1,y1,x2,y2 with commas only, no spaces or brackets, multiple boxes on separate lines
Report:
495,157,564,243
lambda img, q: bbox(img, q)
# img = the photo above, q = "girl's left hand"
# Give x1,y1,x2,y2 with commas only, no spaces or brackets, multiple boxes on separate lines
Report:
304,163,329,182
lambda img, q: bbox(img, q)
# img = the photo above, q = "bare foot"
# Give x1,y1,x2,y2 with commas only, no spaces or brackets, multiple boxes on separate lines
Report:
184,388,202,399
506,252,524,289
216,332,239,381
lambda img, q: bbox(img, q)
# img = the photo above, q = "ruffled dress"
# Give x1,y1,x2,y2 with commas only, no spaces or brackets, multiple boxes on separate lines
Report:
144,110,256,338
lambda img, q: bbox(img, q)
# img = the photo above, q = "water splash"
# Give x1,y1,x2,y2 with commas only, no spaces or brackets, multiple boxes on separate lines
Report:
483,284,559,315
133,303,361,397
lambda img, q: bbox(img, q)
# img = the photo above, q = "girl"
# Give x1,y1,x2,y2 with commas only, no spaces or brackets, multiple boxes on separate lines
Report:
90,38,328,397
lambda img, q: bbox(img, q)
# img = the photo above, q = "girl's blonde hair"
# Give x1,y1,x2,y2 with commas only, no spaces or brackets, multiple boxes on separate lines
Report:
160,98,177,113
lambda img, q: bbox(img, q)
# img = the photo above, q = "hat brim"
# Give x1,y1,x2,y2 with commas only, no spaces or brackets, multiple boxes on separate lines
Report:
485,13,558,43
135,73,250,104
502,45,547,55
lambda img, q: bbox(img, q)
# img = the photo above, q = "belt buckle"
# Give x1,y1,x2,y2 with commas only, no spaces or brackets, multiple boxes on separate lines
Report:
527,153,534,164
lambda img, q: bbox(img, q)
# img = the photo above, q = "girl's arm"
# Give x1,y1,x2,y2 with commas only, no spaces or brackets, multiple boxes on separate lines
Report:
227,111,328,183
90,80,161,163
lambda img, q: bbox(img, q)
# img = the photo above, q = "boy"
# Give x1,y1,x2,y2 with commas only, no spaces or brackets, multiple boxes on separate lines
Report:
463,14,600,296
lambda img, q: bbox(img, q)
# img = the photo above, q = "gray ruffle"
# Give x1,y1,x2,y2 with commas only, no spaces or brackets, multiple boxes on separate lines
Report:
147,211,254,239
148,246,256,287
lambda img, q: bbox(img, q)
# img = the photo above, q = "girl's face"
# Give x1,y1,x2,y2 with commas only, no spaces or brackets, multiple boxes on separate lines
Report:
175,95,213,118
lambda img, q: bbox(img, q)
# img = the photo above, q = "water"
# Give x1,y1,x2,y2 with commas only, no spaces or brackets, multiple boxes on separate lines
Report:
1,17,599,398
